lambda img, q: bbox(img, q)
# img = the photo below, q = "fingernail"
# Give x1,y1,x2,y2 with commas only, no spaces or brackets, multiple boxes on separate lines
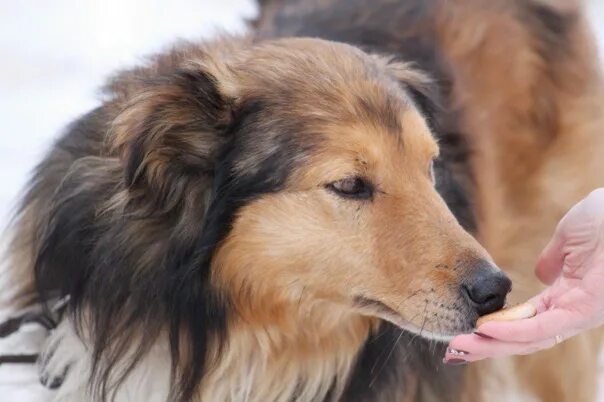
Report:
474,332,493,339
443,358,468,365
446,347,469,356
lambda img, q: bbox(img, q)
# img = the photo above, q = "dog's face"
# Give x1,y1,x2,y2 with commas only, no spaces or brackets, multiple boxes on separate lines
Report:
203,40,511,339
214,111,495,338
113,38,510,341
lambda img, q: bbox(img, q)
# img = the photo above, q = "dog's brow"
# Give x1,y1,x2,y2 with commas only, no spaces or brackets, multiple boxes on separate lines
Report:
355,93,405,136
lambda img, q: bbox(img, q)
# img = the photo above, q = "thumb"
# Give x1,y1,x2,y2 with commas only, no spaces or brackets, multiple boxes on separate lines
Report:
535,228,566,285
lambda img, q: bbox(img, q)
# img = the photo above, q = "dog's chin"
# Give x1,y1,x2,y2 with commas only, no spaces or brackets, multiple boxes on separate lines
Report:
354,296,474,342
379,314,459,342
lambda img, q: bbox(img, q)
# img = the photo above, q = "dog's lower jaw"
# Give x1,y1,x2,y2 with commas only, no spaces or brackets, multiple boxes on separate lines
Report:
354,296,475,342
373,313,471,343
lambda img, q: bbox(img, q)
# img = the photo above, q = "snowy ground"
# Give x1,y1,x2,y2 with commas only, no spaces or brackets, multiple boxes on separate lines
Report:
0,1,603,400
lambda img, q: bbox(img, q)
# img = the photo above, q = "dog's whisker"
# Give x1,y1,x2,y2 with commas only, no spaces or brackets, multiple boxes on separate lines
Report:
369,328,404,388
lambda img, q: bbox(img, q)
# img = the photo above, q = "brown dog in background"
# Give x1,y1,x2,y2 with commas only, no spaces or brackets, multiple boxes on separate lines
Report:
255,0,604,400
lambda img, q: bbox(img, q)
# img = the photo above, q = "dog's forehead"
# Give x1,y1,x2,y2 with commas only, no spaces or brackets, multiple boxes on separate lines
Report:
228,38,436,179
236,38,417,134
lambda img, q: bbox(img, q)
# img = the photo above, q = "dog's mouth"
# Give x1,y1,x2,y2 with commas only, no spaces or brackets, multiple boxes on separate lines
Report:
354,296,403,320
353,296,469,342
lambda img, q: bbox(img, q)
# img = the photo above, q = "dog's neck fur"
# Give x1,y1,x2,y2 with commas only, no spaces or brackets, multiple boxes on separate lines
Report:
200,300,375,402
43,303,375,402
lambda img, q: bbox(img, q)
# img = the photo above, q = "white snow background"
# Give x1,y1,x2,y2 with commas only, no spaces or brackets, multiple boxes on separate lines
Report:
0,1,603,400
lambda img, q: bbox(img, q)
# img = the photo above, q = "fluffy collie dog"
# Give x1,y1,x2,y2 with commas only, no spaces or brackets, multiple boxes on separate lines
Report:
6,36,510,402
3,0,604,402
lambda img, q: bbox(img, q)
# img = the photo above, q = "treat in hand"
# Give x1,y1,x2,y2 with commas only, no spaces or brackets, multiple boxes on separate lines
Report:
476,302,537,328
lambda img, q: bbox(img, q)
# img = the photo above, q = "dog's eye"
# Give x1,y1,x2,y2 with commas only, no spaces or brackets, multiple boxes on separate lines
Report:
428,160,435,182
327,177,373,199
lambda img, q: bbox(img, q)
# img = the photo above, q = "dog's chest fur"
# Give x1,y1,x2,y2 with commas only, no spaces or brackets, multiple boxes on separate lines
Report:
43,312,415,402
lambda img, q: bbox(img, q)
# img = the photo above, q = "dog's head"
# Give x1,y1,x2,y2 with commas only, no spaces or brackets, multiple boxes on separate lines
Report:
37,37,510,399
110,37,510,340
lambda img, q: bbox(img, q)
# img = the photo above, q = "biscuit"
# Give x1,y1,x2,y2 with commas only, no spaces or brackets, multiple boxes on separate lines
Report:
476,302,537,328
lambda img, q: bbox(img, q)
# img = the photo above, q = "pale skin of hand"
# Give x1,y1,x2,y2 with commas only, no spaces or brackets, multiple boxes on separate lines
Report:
444,188,604,364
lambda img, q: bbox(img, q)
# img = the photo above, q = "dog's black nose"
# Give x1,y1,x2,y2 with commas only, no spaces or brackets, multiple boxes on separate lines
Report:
461,260,512,316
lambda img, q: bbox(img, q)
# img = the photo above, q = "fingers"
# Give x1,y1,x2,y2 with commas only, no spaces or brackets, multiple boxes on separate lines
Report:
536,188,604,284
535,229,566,285
445,333,559,362
474,307,577,343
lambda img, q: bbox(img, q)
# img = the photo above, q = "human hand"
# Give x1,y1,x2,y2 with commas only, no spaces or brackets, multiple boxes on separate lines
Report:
444,189,604,364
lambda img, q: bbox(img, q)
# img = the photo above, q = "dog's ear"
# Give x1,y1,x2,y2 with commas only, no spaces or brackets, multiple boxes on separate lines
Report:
380,59,442,131
530,0,582,14
109,61,237,210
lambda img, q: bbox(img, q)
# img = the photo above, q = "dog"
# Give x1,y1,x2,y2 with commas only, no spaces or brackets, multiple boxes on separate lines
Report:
253,0,604,401
3,35,514,401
